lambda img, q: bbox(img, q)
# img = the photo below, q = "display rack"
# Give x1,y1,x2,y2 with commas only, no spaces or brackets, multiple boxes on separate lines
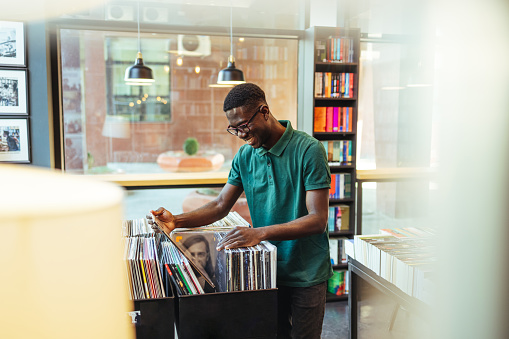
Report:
304,26,360,302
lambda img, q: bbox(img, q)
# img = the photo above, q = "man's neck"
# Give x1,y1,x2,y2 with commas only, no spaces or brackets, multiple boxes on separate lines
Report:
263,119,287,150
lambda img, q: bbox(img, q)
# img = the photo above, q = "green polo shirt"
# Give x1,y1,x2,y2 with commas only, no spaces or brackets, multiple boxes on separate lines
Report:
227,120,332,287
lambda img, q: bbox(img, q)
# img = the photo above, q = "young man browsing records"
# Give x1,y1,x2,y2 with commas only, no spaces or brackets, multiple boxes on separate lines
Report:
149,83,332,339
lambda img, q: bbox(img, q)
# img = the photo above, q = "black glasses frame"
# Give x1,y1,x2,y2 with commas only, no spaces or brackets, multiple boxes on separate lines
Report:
226,104,265,136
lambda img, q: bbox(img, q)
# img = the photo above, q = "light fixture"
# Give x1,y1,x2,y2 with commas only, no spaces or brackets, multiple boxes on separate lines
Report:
195,66,201,74
125,1,154,85
176,57,183,66
217,4,246,85
208,74,234,88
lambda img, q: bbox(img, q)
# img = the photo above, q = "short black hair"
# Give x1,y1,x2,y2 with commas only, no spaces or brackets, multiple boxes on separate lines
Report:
223,83,266,112
183,234,209,253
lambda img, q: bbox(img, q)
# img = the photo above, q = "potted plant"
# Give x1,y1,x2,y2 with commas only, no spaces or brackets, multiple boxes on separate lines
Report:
157,138,225,172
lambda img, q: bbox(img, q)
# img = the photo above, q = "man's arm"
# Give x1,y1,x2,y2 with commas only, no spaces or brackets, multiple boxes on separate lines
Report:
217,188,329,250
151,183,244,234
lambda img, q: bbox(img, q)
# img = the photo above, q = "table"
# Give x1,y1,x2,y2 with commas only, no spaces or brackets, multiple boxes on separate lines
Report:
348,258,430,339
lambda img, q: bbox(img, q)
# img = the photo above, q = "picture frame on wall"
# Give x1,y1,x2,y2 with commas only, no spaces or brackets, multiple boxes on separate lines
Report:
0,21,25,67
0,68,28,115
0,118,30,163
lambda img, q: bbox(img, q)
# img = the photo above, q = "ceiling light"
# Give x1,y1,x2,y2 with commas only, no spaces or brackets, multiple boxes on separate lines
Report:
124,1,154,85
217,4,245,85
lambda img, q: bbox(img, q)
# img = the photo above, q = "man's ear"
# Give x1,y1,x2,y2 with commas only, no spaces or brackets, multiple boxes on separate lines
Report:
261,105,270,119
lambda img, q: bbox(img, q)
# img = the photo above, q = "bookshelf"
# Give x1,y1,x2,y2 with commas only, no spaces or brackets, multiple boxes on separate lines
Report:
304,26,360,302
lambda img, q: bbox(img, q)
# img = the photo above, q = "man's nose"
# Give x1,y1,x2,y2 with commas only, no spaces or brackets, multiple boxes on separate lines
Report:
237,130,249,138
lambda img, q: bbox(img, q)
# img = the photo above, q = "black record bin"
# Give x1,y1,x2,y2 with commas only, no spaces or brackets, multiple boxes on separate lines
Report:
175,288,278,339
132,297,175,339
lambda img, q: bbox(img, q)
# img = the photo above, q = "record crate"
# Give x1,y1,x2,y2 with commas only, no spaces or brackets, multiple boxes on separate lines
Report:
174,288,278,339
132,296,175,339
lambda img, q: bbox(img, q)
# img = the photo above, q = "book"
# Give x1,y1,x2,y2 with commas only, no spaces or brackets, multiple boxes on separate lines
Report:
314,107,326,132
329,239,339,265
327,270,346,295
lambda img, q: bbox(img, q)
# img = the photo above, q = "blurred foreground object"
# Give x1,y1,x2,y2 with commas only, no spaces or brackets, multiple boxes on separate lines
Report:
0,1,106,21
0,165,134,339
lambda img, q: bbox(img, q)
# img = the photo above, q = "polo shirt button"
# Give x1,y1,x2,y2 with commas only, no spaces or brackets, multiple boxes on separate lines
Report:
267,163,271,167
269,175,272,179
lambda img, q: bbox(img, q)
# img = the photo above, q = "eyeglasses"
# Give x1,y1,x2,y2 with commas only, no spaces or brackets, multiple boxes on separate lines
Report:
226,105,264,136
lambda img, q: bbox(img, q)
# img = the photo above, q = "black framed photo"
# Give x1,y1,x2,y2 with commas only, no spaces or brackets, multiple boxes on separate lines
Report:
0,118,30,163
0,69,28,115
0,21,25,67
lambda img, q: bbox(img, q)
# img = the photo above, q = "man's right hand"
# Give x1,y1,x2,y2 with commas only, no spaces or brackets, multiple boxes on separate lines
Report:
147,207,176,235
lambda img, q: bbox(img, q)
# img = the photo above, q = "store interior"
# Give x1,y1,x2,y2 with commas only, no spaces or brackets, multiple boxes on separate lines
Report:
1,0,509,338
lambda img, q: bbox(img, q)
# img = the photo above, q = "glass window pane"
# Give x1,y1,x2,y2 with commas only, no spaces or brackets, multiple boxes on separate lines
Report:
60,29,298,174
357,41,436,170
357,39,439,235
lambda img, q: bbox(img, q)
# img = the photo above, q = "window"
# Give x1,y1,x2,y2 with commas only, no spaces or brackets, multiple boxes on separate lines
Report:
356,39,438,235
60,29,298,174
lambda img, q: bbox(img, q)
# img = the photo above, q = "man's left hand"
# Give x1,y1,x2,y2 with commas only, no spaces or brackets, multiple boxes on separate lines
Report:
216,226,263,250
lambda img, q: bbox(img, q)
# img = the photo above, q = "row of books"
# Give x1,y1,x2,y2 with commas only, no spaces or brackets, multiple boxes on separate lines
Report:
314,106,354,133
328,205,350,233
238,45,290,61
329,237,349,264
327,269,349,296
329,173,352,199
349,228,436,304
322,140,353,164
316,37,355,63
315,72,354,98
379,227,437,238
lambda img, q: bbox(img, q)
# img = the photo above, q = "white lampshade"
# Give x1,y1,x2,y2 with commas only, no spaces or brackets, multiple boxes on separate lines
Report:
102,116,131,139
0,165,134,339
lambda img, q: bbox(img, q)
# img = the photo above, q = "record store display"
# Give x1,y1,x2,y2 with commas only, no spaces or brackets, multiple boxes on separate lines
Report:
122,212,277,299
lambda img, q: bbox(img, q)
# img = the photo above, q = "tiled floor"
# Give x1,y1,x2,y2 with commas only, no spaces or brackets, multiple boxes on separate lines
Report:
321,300,349,339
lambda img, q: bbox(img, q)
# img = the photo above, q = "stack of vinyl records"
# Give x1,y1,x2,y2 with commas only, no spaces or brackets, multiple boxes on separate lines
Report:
122,218,167,300
215,232,277,292
158,240,205,295
167,227,277,294
123,212,277,297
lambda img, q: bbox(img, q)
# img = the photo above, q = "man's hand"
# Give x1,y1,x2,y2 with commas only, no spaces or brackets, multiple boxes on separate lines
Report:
216,226,263,250
147,207,176,235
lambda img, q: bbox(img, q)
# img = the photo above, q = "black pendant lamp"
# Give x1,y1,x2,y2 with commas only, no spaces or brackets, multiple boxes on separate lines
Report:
125,1,154,85
217,4,246,85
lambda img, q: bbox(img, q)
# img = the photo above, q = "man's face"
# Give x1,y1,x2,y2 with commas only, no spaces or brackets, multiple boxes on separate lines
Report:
187,241,209,269
226,105,268,149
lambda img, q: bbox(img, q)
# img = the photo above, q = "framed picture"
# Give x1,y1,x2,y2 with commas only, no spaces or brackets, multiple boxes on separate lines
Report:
0,21,25,67
0,118,30,163
0,69,28,114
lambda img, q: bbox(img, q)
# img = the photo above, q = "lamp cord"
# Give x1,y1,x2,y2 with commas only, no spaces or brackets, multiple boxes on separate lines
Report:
137,1,141,53
230,3,233,57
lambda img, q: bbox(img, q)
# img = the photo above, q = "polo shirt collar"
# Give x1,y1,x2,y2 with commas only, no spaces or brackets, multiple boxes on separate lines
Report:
256,120,293,157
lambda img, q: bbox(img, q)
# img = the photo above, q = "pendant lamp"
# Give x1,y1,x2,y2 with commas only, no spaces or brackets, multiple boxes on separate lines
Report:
125,1,154,85
217,4,246,85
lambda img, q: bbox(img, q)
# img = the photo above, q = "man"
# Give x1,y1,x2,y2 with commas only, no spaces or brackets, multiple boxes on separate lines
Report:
3,130,19,151
181,234,216,293
151,83,332,338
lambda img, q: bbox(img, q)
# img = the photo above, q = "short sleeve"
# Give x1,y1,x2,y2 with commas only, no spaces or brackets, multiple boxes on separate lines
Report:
227,147,244,188
302,141,331,191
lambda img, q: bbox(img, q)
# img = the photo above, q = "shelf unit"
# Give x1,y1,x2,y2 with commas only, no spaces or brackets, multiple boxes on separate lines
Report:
304,26,360,302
